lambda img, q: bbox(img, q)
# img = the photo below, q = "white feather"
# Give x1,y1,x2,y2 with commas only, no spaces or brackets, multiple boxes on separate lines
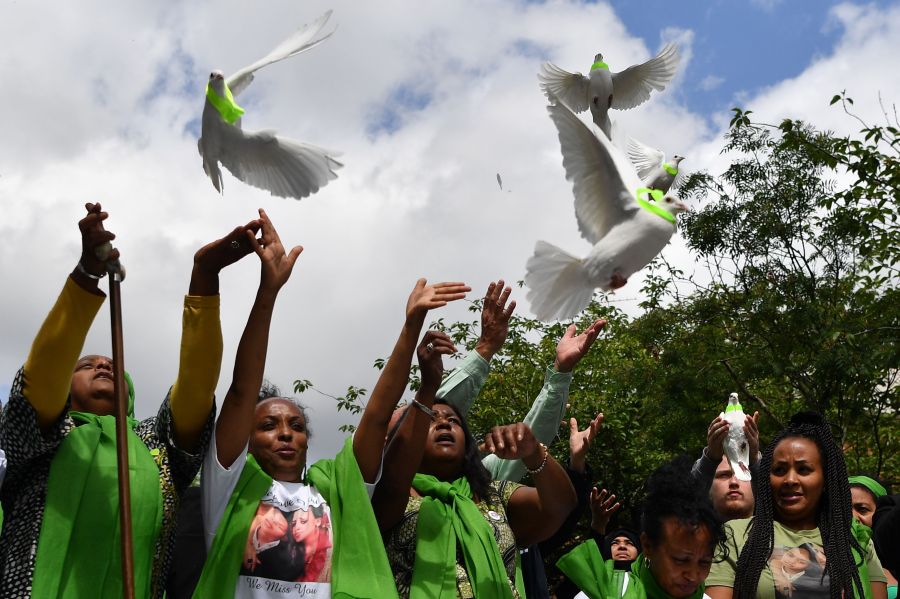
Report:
610,44,680,110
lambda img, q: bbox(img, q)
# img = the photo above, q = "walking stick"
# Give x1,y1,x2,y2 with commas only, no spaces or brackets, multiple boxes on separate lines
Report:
105,254,135,599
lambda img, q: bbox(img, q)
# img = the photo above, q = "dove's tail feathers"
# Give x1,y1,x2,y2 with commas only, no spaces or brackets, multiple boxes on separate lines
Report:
525,241,595,322
199,139,225,193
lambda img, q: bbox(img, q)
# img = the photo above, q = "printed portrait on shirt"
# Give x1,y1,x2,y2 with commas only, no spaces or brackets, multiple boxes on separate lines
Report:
770,542,829,599
240,483,333,585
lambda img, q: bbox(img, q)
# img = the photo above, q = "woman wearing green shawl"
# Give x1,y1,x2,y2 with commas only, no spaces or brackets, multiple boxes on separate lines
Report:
557,456,728,599
0,203,262,598
374,331,578,599
193,209,471,599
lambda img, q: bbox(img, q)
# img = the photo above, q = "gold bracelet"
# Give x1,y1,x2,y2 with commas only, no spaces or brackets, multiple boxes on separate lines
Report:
526,443,549,475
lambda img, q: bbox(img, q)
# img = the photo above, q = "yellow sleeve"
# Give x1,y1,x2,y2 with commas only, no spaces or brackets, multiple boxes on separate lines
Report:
23,277,105,428
169,294,222,447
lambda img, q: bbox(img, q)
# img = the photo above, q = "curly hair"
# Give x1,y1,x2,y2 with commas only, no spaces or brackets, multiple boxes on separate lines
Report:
733,411,863,599
433,399,493,501
641,455,728,558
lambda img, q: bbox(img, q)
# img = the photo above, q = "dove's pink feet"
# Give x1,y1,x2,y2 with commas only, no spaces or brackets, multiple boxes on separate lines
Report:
609,272,628,289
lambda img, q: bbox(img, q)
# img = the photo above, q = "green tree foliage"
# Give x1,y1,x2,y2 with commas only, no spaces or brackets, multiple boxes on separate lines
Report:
297,94,899,527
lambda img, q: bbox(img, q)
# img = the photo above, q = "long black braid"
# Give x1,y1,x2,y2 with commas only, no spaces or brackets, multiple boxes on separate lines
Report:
733,412,864,599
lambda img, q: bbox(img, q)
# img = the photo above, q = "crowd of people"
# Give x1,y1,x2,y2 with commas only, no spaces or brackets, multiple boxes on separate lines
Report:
0,204,896,599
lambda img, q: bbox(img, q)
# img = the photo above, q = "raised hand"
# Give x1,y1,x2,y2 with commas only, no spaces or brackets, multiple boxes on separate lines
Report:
589,487,621,534
705,416,729,462
77,202,119,278
554,318,607,373
247,208,303,293
417,330,457,390
745,411,761,464
475,279,516,361
405,278,471,321
190,216,263,295
479,422,539,462
568,413,604,472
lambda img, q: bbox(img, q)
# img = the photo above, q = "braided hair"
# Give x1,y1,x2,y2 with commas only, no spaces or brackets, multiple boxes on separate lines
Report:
733,411,864,599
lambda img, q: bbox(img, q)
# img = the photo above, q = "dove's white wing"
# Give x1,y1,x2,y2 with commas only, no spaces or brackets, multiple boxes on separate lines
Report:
227,10,334,97
538,63,590,113
547,102,642,244
610,44,680,110
217,125,342,200
627,136,665,181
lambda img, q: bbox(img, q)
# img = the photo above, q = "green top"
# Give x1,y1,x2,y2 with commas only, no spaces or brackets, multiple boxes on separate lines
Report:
636,188,675,225
707,517,886,599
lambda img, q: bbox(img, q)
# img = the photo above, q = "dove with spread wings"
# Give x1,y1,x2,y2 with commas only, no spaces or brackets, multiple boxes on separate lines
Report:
624,135,685,193
525,100,688,322
538,44,680,139
199,11,342,200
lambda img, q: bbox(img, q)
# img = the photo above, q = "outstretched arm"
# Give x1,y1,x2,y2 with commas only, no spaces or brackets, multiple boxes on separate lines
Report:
170,218,263,452
213,210,302,469
372,330,456,531
354,281,469,484
484,319,606,481
483,423,577,546
438,279,514,414
24,203,118,430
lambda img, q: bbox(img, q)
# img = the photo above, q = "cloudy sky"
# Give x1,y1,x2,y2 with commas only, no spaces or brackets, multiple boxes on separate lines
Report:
1,0,898,461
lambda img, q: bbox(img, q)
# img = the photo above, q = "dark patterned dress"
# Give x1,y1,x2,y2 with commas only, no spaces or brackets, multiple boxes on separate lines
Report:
385,479,523,599
0,368,213,599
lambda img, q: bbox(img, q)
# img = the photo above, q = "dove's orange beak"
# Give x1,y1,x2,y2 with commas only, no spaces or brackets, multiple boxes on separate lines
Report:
676,201,690,213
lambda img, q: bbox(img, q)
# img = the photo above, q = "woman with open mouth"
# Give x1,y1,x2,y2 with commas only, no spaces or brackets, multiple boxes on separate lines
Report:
705,411,888,599
375,329,578,598
192,207,470,599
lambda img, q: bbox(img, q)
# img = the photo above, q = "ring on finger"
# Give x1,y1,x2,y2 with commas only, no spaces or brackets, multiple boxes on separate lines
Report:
426,343,434,351
230,240,241,249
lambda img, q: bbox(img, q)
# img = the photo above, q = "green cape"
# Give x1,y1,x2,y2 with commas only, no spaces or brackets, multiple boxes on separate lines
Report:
31,372,164,598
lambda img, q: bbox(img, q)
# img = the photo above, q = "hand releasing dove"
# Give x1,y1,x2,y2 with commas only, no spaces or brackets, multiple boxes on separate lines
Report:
625,135,684,193
538,44,680,138
199,10,342,200
525,100,688,322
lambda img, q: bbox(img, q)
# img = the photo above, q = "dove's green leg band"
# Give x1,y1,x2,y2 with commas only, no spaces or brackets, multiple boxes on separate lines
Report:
636,187,675,224
663,162,678,176
206,83,245,124
590,60,609,71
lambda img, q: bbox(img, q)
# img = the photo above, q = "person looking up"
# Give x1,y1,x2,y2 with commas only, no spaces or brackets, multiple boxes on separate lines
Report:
0,203,255,598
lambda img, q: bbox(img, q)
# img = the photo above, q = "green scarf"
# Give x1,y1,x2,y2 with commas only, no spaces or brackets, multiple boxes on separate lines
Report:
32,373,164,598
849,476,887,499
410,474,523,599
850,519,874,599
193,436,398,599
557,541,706,599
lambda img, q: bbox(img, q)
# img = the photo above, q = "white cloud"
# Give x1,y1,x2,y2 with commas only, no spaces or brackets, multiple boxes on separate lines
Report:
0,0,895,461
699,74,725,91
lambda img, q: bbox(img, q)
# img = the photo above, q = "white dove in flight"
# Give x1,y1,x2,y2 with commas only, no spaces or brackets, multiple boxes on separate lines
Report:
525,100,688,322
199,10,342,200
538,44,680,138
625,135,685,193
